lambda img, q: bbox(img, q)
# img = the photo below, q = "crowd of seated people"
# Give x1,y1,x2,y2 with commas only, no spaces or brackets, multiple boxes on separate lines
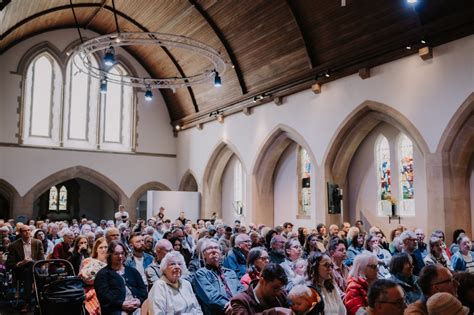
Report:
0,207,473,314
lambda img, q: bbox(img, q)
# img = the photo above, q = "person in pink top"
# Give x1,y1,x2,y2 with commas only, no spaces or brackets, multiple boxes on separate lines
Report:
240,247,269,288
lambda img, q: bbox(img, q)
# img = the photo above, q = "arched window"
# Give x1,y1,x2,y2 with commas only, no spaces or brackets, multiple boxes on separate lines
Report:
100,64,133,151
233,160,244,215
298,146,311,218
398,134,415,215
48,186,58,210
22,53,62,146
59,186,67,211
63,53,99,149
376,135,392,215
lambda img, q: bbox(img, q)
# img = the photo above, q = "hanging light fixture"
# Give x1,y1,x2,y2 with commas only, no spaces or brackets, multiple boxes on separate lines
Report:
103,46,116,66
214,71,222,87
100,78,108,94
144,86,153,101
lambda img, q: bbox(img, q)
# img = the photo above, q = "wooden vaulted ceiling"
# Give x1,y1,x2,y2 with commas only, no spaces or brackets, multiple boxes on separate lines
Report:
1,0,473,127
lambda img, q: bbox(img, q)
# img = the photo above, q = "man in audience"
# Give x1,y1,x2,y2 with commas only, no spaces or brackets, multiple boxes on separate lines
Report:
268,235,286,264
145,239,172,287
52,228,74,260
328,237,349,295
223,233,252,279
283,222,293,234
6,225,44,312
329,224,340,237
114,204,129,225
229,263,291,314
193,239,244,314
153,220,165,241
359,279,406,315
233,220,241,234
400,230,425,276
316,223,327,243
405,264,458,315
143,234,155,257
125,232,154,287
415,228,428,258
219,226,233,255
355,220,365,234
105,227,120,243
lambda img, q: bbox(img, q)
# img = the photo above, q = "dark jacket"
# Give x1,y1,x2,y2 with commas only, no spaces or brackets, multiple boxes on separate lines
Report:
94,266,147,315
223,248,247,279
268,250,285,265
193,265,244,315
6,238,44,270
389,274,421,304
229,279,288,314
410,249,425,276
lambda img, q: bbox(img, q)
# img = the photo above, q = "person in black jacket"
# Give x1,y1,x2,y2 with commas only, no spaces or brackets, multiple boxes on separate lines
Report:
68,235,89,275
95,240,147,315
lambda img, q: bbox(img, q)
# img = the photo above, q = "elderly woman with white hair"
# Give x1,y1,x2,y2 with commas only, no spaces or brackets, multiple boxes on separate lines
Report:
343,253,379,315
149,251,202,314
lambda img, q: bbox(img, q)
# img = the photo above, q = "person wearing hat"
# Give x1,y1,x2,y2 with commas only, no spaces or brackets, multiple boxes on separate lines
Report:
426,292,468,315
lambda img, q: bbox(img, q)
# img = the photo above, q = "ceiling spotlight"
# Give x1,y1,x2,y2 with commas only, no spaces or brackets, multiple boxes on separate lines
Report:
405,44,412,50
214,71,222,87
252,95,264,103
175,125,181,131
144,87,153,101
407,0,417,3
420,39,426,44
103,46,116,66
325,71,331,78
100,78,107,94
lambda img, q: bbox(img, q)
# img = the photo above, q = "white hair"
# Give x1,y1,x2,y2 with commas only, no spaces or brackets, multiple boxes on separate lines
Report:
235,233,250,246
288,285,313,300
160,251,189,276
348,252,378,278
200,238,220,255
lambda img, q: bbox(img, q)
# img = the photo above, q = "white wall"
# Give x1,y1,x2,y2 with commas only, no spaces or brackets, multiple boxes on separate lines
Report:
347,123,428,234
221,155,238,224
0,29,178,198
177,35,474,234
147,191,200,222
274,143,298,226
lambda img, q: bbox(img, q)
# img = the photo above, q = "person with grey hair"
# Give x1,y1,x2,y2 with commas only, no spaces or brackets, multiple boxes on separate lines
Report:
193,238,244,314
268,235,287,264
52,228,74,260
145,238,172,287
400,230,425,276
149,251,202,314
223,233,252,279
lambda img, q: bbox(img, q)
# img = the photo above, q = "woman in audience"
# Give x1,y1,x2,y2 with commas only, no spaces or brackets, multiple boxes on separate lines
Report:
281,238,303,279
148,251,202,314
364,234,391,278
451,234,474,272
423,236,452,270
79,237,108,315
389,226,404,254
69,235,90,275
170,236,192,266
346,233,365,266
431,229,450,258
344,253,379,315
240,247,269,288
95,240,147,315
307,252,346,314
449,229,466,256
388,253,421,304
33,229,54,259
304,234,325,258
453,272,474,314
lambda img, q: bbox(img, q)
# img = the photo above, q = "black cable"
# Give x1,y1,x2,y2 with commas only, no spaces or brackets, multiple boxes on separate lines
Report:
69,0,84,43
111,0,121,33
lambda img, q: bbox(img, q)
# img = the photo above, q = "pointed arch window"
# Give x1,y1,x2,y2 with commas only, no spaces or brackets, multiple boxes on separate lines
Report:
59,186,68,211
398,134,415,215
233,160,244,215
22,53,62,146
297,146,311,218
376,135,392,215
48,186,58,210
63,53,99,149
100,64,133,151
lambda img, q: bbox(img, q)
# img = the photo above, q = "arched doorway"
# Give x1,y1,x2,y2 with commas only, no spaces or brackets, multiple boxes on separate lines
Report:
0,179,20,220
324,100,430,232
252,125,316,227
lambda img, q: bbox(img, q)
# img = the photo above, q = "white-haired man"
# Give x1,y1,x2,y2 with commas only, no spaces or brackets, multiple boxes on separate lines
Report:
223,233,252,279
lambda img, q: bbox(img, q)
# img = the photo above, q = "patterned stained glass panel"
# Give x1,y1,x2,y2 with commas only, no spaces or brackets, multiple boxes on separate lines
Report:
299,146,311,217
376,136,392,215
59,185,67,211
399,134,415,215
49,186,58,210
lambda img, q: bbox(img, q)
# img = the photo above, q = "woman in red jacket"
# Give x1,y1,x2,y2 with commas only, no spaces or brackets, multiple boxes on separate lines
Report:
343,253,379,315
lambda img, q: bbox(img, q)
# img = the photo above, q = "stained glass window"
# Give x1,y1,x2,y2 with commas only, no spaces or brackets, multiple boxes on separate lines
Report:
399,134,415,215
59,186,67,211
376,136,392,215
298,146,311,218
48,186,58,210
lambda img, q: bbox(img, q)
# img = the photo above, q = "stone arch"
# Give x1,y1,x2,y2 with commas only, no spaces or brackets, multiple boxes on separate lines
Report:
437,93,474,236
0,179,21,219
251,124,317,226
127,181,171,220
16,41,65,75
179,170,198,192
21,166,128,219
202,140,246,219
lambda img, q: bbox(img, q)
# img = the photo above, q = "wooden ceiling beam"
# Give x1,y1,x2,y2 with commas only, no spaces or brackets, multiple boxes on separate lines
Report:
284,0,316,69
84,0,108,29
188,0,248,95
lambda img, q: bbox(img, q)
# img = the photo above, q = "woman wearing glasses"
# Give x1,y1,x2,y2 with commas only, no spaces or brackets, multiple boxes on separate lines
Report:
240,247,269,288
388,252,421,304
344,253,379,315
307,252,346,314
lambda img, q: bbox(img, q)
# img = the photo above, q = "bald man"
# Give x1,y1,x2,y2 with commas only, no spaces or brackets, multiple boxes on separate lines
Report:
145,239,172,287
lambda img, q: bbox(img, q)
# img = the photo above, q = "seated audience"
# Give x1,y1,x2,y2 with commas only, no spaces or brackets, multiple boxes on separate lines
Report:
268,235,287,264
52,228,74,260
105,227,120,244
356,279,406,315
219,226,233,255
193,239,244,314
307,252,346,314
415,229,428,258
449,229,466,256
79,237,108,315
229,263,291,314
288,284,322,315
327,237,349,295
33,229,54,258
426,292,468,315
240,247,269,288
451,234,474,272
280,238,303,287
145,238,172,287
125,232,154,288
454,272,474,314
223,233,253,279
149,251,202,314
304,233,325,257
405,264,458,315
364,234,391,278
423,236,452,270
188,238,207,274
400,230,425,276
344,253,379,315
68,235,90,275
346,233,365,267
388,253,421,304
95,240,147,315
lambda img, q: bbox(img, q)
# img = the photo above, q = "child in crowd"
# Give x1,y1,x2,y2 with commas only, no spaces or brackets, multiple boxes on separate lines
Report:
288,285,322,315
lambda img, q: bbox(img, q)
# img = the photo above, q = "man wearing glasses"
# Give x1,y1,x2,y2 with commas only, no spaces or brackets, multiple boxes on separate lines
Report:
405,264,458,315
358,279,406,315
400,230,425,276
223,233,253,279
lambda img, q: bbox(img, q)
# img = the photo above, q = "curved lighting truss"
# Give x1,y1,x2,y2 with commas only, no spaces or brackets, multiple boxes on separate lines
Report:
70,32,229,89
